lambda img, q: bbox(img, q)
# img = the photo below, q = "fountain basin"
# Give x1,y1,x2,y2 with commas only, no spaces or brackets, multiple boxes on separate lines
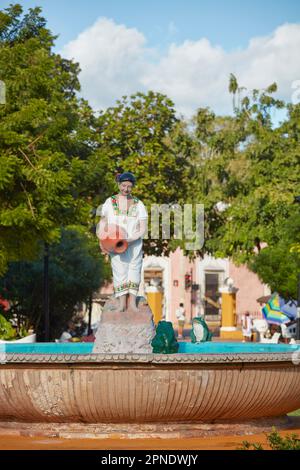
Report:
0,343,300,425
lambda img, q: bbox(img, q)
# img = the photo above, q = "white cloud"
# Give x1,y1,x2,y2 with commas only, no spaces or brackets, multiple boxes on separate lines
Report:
60,17,150,110
60,20,300,117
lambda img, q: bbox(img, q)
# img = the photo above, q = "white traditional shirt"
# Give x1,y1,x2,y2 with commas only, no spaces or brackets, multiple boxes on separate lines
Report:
176,306,186,321
59,331,72,342
97,195,148,240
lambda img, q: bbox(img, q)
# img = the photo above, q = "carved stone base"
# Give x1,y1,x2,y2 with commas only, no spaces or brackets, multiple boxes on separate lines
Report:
0,416,298,440
93,297,156,354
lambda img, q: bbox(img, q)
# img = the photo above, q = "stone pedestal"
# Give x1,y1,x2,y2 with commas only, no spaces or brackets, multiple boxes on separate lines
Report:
93,297,156,354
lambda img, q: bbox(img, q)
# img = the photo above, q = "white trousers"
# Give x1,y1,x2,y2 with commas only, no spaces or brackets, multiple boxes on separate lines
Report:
110,239,143,297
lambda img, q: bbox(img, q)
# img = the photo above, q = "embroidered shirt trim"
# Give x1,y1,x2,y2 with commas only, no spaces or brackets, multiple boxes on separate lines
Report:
111,195,139,217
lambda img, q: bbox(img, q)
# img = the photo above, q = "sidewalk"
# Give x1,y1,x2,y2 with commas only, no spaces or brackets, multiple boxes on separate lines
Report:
1,425,300,450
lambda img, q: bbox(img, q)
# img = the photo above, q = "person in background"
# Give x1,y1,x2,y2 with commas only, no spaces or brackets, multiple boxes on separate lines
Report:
59,321,77,343
242,312,253,342
280,323,292,344
176,302,186,339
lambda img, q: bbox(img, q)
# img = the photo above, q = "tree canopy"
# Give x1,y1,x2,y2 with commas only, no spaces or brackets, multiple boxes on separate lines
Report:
192,77,300,297
1,4,299,308
0,4,104,274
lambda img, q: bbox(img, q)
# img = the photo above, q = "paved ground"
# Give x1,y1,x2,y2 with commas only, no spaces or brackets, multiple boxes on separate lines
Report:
1,427,300,450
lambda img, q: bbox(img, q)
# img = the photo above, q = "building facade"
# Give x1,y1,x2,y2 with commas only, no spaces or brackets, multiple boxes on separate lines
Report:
99,248,269,325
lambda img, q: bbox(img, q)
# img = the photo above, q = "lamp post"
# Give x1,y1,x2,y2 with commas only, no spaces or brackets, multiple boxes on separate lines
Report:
293,196,300,341
294,197,300,341
43,242,50,342
190,268,193,323
184,271,193,323
88,208,97,335
296,273,300,342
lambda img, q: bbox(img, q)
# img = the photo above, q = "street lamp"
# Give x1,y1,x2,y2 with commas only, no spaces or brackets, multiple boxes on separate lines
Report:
297,273,300,342
89,207,97,235
87,208,98,335
43,242,50,342
294,196,300,342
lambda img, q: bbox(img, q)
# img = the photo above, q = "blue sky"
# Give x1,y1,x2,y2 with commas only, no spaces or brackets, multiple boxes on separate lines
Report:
2,0,300,51
2,1,300,118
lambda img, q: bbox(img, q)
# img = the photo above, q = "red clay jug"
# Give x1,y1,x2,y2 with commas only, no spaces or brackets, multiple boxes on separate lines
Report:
99,224,128,254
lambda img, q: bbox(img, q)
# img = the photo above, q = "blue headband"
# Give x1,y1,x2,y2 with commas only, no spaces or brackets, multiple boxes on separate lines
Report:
117,172,136,185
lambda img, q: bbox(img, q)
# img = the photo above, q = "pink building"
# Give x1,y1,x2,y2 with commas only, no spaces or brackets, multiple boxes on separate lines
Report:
99,248,269,325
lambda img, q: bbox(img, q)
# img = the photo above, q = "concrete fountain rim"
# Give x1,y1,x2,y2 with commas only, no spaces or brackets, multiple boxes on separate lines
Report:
1,351,300,364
